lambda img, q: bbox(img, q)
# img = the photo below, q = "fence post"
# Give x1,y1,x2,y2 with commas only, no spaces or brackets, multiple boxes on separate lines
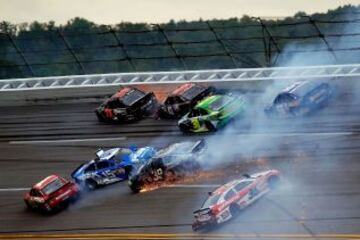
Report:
152,24,187,70
254,17,281,66
108,26,137,71
206,21,240,68
6,33,35,77
302,15,338,63
58,30,86,74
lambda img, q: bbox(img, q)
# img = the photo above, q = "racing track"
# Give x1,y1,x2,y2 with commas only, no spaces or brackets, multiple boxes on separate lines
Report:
0,83,360,239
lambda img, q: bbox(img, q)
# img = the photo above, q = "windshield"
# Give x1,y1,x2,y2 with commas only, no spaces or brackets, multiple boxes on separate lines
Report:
208,96,231,111
188,108,208,117
274,93,296,105
121,89,145,106
41,178,65,195
181,85,204,100
202,194,221,208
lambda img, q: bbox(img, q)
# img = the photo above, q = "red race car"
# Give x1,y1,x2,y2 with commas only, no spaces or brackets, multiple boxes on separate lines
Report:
24,175,80,213
192,170,280,231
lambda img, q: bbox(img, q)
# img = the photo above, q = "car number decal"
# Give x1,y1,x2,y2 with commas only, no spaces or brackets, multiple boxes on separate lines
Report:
192,119,200,129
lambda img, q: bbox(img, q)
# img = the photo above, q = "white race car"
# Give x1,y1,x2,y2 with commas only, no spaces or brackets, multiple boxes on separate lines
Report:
192,169,280,231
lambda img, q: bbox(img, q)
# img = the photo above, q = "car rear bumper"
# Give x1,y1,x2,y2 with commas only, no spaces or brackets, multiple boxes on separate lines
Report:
192,218,216,231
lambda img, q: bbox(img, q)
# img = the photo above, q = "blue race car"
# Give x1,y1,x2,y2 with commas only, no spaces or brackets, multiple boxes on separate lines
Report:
71,146,156,190
264,81,331,117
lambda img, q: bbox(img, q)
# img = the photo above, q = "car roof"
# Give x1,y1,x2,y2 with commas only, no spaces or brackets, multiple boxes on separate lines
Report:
195,95,231,111
98,148,121,161
111,87,132,99
212,179,238,195
281,81,324,98
33,175,61,190
171,83,196,96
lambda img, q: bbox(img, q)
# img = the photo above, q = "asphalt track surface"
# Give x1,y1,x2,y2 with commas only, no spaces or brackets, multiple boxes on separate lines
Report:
0,84,360,239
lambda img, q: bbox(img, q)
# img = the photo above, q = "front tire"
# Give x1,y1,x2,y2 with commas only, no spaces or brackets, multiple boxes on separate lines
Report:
85,179,98,191
204,121,216,132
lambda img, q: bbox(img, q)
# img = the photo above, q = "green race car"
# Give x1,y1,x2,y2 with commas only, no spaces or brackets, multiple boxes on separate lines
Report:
178,94,247,133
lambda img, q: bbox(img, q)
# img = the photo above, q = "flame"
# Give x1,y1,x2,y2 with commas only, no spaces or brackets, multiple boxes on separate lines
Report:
138,157,272,193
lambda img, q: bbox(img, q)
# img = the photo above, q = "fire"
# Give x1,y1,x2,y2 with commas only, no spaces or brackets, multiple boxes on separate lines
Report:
139,169,230,193
138,157,273,193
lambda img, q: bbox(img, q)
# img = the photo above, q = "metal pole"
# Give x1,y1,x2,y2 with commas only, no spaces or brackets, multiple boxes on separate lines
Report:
58,30,86,74
152,24,187,70
206,21,239,68
6,33,35,77
302,15,338,63
253,17,281,66
109,26,137,71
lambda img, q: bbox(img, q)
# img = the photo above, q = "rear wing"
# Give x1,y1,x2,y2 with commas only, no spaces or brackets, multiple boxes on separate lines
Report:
193,207,211,215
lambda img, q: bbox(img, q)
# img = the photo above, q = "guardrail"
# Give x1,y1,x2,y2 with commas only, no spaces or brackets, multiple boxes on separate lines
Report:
0,64,359,106
1,64,360,91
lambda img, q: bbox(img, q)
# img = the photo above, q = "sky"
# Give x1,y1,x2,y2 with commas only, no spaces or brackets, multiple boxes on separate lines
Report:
0,0,359,25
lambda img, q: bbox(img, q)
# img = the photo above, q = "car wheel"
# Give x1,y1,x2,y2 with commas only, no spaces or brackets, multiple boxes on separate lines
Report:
124,165,133,177
165,170,176,182
129,182,141,194
85,179,98,191
25,201,32,210
204,121,216,132
71,192,81,203
43,203,52,213
268,176,280,190
229,204,241,218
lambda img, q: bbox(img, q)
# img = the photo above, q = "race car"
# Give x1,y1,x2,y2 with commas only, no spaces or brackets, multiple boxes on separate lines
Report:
24,175,80,213
178,94,247,133
157,83,215,119
192,170,280,231
264,81,331,117
95,87,158,123
128,140,206,193
71,146,157,190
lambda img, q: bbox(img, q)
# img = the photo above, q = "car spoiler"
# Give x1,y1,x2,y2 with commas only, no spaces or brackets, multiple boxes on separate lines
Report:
193,207,211,215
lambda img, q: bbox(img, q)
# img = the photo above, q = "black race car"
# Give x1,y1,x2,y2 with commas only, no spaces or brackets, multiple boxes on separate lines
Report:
264,81,332,117
95,87,158,123
157,83,215,119
128,140,206,193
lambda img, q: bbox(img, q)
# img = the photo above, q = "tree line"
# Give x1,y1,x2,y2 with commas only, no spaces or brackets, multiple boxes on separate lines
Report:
0,4,359,79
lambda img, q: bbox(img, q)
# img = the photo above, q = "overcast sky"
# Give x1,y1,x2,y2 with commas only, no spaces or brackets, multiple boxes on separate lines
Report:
1,0,359,25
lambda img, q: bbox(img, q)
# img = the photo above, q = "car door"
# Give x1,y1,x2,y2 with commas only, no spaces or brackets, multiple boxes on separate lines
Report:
96,161,119,183
111,160,127,180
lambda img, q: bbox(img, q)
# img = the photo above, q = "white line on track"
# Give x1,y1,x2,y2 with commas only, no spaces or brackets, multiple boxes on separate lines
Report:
238,132,354,137
9,137,127,145
8,132,354,146
0,188,29,192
